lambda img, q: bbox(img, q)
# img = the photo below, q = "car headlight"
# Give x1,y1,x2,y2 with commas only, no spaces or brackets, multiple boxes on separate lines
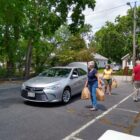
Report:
44,84,61,90
21,83,26,90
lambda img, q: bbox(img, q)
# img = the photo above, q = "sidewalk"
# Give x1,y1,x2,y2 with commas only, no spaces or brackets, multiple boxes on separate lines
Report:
113,75,131,82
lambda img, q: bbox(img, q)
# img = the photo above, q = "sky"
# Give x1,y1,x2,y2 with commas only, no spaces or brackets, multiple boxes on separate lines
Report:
83,0,140,34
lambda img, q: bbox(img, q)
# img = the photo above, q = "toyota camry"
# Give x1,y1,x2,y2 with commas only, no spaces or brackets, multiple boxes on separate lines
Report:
21,67,87,104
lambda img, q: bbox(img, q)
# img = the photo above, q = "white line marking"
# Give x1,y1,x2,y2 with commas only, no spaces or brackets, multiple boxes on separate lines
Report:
71,137,83,140
116,108,139,114
63,91,135,140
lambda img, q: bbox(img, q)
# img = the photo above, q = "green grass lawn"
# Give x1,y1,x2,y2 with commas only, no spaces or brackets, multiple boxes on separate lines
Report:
98,69,104,73
98,69,132,76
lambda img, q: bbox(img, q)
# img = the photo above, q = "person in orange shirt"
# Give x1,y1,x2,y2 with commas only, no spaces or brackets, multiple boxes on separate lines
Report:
103,64,113,95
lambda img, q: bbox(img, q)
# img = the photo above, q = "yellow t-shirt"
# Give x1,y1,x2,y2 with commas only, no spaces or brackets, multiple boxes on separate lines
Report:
103,69,112,79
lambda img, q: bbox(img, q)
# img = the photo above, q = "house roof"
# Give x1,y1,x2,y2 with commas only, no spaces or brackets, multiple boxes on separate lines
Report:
93,53,108,60
121,53,130,60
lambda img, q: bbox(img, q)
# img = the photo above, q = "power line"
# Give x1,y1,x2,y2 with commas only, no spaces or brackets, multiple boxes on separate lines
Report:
67,4,126,19
87,1,140,17
67,4,125,19
91,1,140,33
67,1,140,19
91,4,127,15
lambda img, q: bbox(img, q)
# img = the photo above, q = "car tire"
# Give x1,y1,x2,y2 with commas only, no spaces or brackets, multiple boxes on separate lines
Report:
62,88,71,104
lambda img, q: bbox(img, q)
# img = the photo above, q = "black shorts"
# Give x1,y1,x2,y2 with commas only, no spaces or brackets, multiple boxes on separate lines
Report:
104,79,112,85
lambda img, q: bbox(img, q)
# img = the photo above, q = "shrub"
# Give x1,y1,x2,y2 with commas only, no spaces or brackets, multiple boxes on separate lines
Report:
0,68,7,78
113,69,132,76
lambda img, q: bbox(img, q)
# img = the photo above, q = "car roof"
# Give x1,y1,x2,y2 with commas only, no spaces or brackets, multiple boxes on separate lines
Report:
52,66,79,69
52,66,87,72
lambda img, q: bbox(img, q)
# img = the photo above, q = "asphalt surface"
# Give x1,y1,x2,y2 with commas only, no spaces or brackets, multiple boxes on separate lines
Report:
0,77,139,140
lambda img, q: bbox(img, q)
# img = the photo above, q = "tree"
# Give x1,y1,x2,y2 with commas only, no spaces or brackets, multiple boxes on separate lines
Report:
94,6,140,63
95,22,127,63
75,47,95,62
0,0,26,76
0,0,96,78
22,0,96,78
51,34,87,66
54,24,71,47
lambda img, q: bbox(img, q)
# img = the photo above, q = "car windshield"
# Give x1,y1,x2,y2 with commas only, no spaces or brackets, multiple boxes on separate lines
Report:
39,68,72,78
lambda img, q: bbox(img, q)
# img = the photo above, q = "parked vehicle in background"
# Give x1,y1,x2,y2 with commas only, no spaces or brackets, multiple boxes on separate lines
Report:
67,62,88,72
67,61,99,71
21,67,87,104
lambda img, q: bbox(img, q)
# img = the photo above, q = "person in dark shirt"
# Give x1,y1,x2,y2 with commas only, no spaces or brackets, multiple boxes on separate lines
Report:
85,61,101,111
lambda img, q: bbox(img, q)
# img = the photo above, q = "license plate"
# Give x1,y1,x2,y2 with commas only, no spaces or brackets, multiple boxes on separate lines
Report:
28,92,35,97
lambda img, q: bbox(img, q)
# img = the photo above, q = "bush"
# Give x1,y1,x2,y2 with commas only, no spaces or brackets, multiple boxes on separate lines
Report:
0,68,7,78
0,68,24,79
113,69,132,76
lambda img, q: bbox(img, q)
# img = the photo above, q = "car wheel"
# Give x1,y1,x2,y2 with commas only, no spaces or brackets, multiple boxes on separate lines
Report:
62,88,71,104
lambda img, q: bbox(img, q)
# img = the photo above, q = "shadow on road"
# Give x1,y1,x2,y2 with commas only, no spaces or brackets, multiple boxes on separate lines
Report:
85,104,107,111
97,103,107,111
111,92,120,96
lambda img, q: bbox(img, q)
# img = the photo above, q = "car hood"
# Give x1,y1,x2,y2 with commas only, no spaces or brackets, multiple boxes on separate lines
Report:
24,76,66,87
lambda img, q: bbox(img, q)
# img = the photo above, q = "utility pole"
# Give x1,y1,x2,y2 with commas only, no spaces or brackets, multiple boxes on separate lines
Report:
127,2,137,66
133,2,136,66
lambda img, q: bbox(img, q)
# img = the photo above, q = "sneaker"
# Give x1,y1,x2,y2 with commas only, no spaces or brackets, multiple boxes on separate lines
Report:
89,107,98,111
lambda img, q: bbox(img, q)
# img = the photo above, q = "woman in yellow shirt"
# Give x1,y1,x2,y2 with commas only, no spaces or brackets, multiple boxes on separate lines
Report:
103,64,113,95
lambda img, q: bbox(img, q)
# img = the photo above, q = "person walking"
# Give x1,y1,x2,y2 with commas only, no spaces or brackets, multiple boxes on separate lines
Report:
85,61,101,111
103,64,113,95
132,60,140,102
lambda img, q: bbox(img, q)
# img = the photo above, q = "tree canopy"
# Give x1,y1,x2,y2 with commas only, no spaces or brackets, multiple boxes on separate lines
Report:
0,0,96,78
94,6,140,63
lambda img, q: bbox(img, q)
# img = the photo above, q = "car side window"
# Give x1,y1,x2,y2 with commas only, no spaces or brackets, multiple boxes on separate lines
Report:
78,68,87,76
72,69,78,76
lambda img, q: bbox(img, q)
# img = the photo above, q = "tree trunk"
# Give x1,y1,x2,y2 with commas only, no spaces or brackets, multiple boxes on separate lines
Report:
4,25,15,77
24,39,33,79
6,61,14,78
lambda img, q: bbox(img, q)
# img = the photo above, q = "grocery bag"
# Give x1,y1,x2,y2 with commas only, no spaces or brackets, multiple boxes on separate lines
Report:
96,88,105,101
112,79,118,88
81,87,91,100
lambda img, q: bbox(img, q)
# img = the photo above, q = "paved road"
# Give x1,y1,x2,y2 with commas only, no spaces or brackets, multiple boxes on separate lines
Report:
0,78,139,140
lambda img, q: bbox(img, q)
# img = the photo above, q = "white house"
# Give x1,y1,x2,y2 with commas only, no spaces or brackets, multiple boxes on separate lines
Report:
121,54,133,69
94,53,108,68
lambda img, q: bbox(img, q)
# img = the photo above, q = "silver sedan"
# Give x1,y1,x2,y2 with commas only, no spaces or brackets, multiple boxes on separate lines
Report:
21,67,87,103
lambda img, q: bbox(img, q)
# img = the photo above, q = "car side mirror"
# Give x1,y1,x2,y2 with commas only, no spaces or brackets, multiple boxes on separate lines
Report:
72,74,78,79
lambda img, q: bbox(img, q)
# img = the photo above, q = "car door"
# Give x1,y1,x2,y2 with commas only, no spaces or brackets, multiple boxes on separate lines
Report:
77,68,87,92
69,68,81,95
